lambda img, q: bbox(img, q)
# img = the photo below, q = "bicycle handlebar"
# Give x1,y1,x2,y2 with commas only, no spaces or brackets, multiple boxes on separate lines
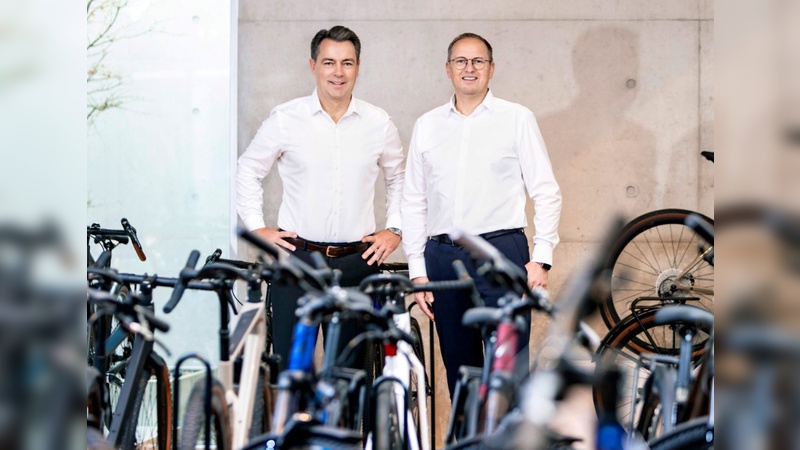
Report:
163,250,201,313
88,289,170,333
121,218,146,261
685,214,714,245
205,248,223,265
237,227,329,291
448,230,553,313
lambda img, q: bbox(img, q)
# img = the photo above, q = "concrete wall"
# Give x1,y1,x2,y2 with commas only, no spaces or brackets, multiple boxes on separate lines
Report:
237,1,713,444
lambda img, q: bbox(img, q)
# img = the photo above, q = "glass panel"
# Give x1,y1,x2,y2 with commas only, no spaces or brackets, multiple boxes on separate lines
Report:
87,0,232,366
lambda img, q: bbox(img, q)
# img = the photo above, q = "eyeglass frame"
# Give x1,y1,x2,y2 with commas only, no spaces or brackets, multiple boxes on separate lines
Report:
447,57,492,70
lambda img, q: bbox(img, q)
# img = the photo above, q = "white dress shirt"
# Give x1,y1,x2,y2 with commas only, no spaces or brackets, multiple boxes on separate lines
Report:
236,90,405,243
402,90,562,279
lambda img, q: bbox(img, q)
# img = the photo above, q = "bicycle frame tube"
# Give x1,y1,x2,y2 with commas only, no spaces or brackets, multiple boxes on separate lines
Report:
288,320,318,372
492,322,519,373
232,309,267,448
108,335,152,447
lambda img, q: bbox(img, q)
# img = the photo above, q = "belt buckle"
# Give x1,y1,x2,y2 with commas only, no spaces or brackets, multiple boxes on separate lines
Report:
325,246,338,258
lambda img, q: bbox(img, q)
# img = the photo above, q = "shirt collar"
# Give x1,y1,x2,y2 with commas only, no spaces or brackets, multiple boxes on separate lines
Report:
447,89,495,117
309,89,360,119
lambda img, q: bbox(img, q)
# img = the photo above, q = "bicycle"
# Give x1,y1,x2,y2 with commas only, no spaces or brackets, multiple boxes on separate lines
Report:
87,218,147,266
441,230,591,450
87,266,175,450
357,265,476,450
598,151,715,330
458,217,651,450
592,214,715,440
164,249,280,450
636,305,713,442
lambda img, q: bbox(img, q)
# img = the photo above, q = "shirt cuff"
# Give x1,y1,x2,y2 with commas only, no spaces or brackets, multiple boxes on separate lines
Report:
384,214,402,231
242,214,266,232
407,256,428,280
531,243,554,267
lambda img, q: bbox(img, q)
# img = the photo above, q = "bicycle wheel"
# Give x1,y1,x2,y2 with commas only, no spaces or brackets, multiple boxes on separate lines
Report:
87,369,104,431
374,382,404,450
408,316,427,444
592,309,709,434
647,417,713,450
361,340,384,434
599,209,714,329
109,358,172,450
247,365,274,438
179,379,232,450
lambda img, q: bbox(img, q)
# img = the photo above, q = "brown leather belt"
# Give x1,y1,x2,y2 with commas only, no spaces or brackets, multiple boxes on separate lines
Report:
429,228,524,245
285,237,370,258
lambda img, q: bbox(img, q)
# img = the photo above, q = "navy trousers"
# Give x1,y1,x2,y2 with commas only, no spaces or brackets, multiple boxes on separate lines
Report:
424,229,532,397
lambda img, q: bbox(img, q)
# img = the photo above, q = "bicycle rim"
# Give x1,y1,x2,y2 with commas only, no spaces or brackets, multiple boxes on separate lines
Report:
592,310,709,433
599,209,714,329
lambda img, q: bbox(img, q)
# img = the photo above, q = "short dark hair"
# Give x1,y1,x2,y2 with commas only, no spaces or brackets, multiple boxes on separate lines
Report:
447,32,493,61
310,26,361,62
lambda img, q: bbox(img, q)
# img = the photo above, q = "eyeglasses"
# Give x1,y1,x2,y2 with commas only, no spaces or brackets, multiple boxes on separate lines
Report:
448,58,491,70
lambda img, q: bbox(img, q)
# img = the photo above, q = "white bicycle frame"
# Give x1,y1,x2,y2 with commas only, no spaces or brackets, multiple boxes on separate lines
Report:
219,299,268,449
365,311,430,450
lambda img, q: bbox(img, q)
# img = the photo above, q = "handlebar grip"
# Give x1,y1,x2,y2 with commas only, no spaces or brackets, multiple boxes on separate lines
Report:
448,229,501,261
205,248,223,265
237,227,281,258
685,214,714,245
121,218,147,261
451,259,470,280
415,279,474,292
310,251,327,270
185,250,201,270
163,250,201,313
451,260,483,307
134,305,171,333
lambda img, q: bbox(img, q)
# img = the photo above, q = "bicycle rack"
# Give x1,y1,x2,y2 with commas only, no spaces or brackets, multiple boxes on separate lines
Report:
173,353,214,450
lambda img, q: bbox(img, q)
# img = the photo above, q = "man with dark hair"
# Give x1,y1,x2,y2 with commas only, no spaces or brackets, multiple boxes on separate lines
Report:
402,32,562,397
236,25,404,371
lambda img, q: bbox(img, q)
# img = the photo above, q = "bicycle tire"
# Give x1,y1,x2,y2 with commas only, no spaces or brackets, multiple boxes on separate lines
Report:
647,417,713,450
408,315,427,446
87,369,104,431
247,365,274,438
592,309,709,433
361,340,384,435
374,382,404,450
109,355,172,450
599,209,714,330
179,379,232,450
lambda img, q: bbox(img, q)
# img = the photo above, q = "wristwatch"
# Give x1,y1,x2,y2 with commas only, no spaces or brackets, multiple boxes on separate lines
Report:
536,262,551,272
387,227,403,238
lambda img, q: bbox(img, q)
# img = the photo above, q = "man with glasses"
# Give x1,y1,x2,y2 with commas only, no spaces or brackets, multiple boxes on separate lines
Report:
236,26,405,371
401,32,562,396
